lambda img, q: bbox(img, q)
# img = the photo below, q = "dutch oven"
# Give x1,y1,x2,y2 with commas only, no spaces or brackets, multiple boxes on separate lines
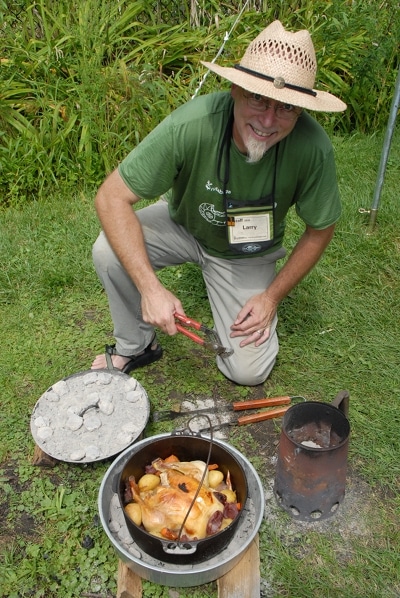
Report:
117,430,248,564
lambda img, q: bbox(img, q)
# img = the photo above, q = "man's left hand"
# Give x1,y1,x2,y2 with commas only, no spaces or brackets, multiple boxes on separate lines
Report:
230,293,277,347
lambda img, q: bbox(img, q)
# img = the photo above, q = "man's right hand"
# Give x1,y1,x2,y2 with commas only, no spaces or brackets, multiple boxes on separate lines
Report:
141,285,185,335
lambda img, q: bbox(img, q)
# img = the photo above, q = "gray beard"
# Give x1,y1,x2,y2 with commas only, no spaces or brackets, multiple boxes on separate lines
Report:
245,138,268,163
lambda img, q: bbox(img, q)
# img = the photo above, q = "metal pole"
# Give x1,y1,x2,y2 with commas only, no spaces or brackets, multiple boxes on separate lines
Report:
368,65,400,232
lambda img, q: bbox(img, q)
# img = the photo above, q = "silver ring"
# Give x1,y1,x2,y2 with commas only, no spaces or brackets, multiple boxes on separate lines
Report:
256,329,263,336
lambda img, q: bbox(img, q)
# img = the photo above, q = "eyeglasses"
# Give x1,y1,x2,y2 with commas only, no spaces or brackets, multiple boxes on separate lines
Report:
242,90,301,121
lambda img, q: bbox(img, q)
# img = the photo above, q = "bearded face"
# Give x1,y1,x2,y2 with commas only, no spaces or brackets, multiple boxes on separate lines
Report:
231,84,299,161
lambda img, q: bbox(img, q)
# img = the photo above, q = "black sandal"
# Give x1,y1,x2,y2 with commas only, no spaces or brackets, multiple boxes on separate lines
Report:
104,337,163,374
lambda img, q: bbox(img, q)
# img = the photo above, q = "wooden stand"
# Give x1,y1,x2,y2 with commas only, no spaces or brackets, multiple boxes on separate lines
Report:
117,535,260,598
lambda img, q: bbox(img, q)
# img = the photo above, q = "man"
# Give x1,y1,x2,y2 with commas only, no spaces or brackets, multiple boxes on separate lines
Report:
91,20,346,386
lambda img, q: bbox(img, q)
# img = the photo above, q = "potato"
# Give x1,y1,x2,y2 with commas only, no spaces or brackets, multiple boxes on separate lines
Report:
125,502,142,526
138,473,160,492
220,489,237,503
221,517,233,530
208,469,224,488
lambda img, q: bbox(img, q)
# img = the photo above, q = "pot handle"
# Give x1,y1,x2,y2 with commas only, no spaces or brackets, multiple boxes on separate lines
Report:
172,415,213,438
331,390,350,418
163,541,197,556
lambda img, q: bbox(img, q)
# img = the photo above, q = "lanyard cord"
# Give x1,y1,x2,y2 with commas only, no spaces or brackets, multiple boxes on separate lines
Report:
217,110,234,193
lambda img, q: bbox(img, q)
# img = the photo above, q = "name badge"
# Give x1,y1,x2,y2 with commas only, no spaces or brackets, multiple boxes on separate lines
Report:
225,191,276,255
227,211,272,245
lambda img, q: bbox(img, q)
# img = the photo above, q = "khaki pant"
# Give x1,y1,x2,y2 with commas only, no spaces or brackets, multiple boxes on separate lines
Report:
92,200,286,386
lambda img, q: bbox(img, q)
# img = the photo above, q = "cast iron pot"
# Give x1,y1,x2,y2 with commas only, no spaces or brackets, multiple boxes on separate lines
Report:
117,430,248,564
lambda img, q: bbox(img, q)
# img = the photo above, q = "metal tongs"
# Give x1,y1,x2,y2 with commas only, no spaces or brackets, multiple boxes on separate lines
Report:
174,313,233,357
153,395,306,425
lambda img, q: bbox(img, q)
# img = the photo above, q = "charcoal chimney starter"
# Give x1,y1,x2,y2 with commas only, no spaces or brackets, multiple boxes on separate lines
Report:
274,391,350,521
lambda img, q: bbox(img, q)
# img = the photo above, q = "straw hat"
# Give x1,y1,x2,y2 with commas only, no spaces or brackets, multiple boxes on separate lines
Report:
201,20,346,112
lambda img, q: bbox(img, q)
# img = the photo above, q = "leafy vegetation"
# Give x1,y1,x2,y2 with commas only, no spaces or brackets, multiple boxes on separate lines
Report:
0,0,398,205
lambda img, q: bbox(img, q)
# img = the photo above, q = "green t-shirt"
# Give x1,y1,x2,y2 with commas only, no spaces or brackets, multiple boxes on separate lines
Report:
119,92,341,259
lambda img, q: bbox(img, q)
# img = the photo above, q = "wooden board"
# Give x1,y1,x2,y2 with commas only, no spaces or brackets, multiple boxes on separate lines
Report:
32,444,57,467
217,535,260,597
116,534,260,598
117,560,142,598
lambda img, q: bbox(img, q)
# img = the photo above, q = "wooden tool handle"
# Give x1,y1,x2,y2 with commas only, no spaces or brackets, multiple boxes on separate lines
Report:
233,396,291,411
237,406,290,425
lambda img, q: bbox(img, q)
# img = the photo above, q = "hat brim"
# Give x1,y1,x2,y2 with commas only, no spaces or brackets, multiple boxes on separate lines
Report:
201,61,347,113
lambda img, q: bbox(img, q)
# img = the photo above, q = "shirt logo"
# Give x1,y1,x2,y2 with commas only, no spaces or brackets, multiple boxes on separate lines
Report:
205,180,231,195
199,203,226,226
242,243,263,253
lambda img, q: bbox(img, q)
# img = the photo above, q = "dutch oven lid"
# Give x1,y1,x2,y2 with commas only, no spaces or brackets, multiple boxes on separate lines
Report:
30,369,150,463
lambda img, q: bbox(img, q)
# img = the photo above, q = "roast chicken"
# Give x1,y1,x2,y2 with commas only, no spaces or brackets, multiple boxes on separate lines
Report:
124,456,239,541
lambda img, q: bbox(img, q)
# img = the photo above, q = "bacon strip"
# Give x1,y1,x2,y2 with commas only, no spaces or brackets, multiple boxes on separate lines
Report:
206,510,224,535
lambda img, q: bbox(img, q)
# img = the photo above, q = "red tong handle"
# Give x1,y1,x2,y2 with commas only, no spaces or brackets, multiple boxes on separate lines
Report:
175,313,202,330
175,323,205,346
237,405,290,425
175,313,206,345
232,396,291,411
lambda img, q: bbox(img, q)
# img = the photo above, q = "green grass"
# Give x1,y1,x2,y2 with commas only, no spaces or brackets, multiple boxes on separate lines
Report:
0,128,399,596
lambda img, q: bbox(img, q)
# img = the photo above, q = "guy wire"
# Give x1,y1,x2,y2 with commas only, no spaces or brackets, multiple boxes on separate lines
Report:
191,0,251,99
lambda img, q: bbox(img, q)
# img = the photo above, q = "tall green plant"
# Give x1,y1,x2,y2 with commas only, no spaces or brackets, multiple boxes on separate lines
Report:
0,0,398,205
0,0,175,204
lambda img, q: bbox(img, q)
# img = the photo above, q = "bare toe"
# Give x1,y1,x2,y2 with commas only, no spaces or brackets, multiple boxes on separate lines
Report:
91,354,107,369
91,353,130,371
